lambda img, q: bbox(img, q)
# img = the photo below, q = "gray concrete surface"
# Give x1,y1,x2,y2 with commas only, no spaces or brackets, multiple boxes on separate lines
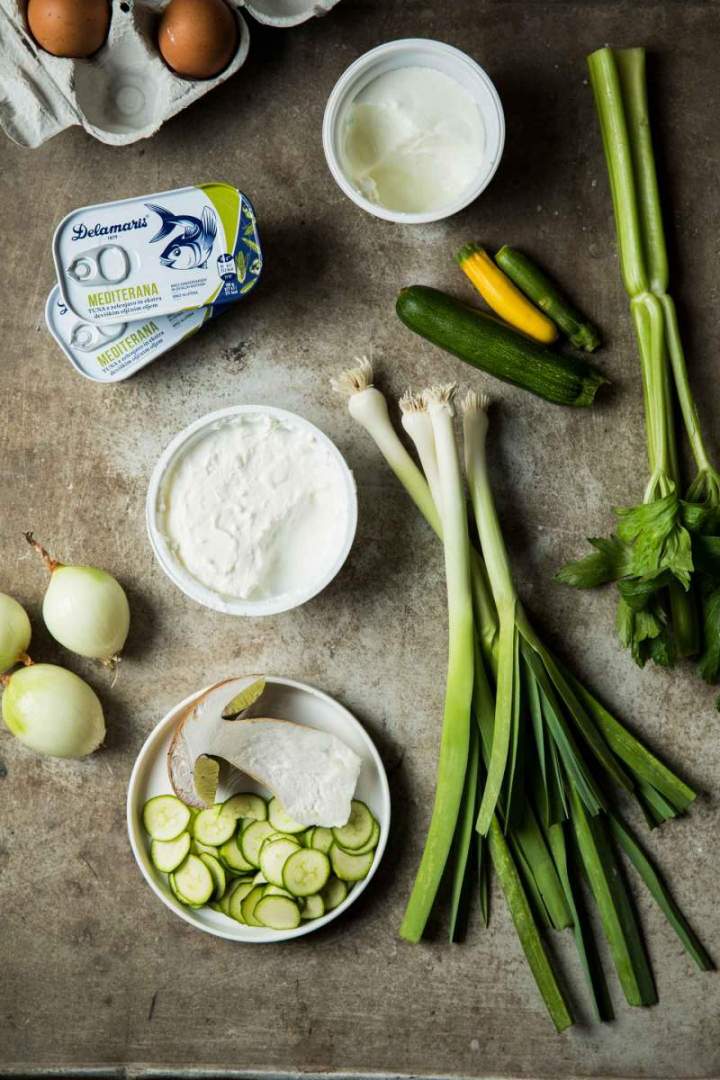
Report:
2,1,719,1077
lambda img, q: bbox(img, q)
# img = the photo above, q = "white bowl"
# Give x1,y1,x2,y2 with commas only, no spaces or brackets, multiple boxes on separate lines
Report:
146,405,358,617
126,676,391,943
322,38,505,225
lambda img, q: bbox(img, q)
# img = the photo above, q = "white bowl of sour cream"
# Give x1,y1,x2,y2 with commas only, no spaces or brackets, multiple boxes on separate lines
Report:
323,38,505,225
147,406,357,616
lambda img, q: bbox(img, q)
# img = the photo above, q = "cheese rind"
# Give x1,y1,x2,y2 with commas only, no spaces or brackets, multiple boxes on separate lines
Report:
210,718,362,827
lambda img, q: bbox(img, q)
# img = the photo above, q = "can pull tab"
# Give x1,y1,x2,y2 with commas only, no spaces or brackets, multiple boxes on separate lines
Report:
70,320,128,352
67,244,131,287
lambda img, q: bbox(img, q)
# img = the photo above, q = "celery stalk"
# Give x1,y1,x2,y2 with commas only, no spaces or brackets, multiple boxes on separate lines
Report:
587,48,648,299
560,47,701,662
615,48,719,494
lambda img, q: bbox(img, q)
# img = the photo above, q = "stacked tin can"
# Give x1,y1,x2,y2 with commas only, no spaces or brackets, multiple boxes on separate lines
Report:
46,183,262,382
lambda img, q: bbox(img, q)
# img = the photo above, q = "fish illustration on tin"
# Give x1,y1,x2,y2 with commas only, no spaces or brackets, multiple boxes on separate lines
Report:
146,202,218,270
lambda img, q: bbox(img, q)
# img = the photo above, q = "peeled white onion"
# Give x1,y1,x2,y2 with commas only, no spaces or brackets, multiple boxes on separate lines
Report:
26,534,130,663
1,663,105,759
0,592,31,673
43,565,130,661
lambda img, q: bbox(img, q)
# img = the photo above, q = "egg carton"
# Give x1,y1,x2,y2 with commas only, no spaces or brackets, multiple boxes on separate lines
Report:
0,0,341,148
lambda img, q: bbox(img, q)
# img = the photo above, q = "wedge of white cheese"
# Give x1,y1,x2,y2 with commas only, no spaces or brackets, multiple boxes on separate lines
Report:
210,718,362,827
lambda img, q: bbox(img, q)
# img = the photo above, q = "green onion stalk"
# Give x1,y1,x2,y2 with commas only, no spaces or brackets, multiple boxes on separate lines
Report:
559,47,720,682
333,360,711,1032
398,386,475,943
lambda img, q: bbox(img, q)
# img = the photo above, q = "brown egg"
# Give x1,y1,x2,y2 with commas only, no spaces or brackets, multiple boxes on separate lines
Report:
27,0,110,58
158,0,238,80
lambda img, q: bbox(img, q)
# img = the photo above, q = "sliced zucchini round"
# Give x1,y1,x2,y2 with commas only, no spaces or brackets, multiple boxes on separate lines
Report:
267,797,306,835
219,835,254,872
264,885,294,898
331,800,374,851
301,893,325,920
255,894,301,931
260,836,301,887
228,880,255,923
219,885,234,915
336,817,380,856
329,845,374,882
220,863,254,880
192,805,236,846
260,830,299,849
150,830,191,873
173,854,215,905
198,852,226,901
240,820,275,867
190,839,220,858
223,792,268,821
320,876,348,912
282,848,331,897
309,827,334,854
240,883,267,927
169,874,200,908
143,795,191,841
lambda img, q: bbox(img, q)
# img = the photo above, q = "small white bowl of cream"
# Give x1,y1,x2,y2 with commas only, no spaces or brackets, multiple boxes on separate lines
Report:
323,38,505,224
147,406,357,616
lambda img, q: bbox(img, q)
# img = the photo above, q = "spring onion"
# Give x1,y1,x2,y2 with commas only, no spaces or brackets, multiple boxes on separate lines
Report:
558,47,720,685
334,361,711,1031
333,360,499,658
399,387,474,942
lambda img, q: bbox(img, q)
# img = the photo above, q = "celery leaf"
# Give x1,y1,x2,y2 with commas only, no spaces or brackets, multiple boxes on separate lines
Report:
556,535,631,587
615,494,693,589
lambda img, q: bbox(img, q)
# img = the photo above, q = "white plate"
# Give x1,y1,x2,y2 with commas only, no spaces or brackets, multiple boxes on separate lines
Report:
127,676,390,942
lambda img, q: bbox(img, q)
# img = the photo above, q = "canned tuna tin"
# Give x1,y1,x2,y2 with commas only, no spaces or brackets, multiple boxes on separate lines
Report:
53,183,262,325
45,286,220,383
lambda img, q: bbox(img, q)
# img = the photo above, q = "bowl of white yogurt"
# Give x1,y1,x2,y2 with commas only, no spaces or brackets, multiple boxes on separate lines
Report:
147,405,357,616
323,38,505,224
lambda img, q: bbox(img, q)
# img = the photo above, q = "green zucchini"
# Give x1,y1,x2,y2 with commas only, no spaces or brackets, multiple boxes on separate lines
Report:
495,246,602,352
396,285,607,407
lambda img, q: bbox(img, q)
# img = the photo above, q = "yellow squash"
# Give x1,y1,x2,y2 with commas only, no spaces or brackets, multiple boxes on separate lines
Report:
456,244,558,344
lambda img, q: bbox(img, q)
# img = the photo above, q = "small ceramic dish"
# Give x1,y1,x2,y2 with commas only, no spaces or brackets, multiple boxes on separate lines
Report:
323,38,505,225
127,676,391,942
146,404,358,617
